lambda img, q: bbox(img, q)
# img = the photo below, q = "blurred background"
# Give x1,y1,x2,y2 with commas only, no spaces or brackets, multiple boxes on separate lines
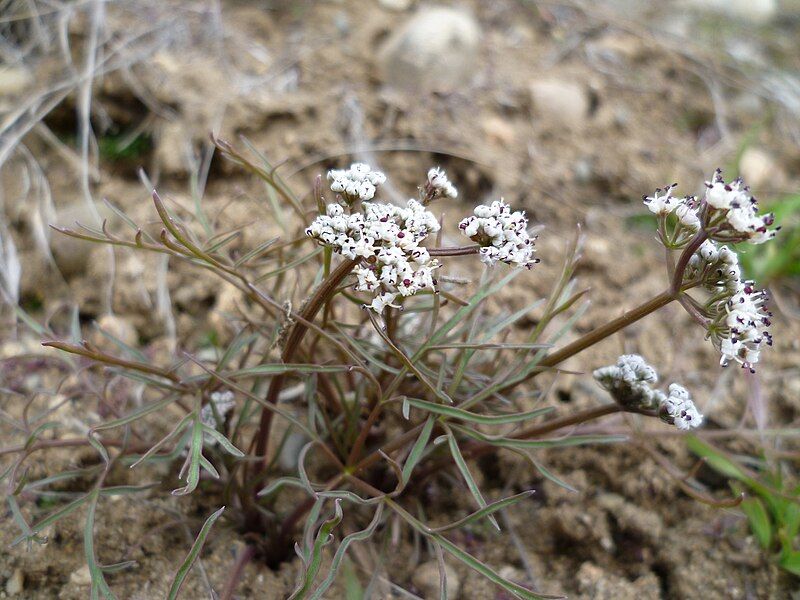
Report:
1,1,799,598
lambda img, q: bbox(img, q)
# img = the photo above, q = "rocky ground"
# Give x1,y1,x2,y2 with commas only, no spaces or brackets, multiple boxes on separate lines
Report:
1,1,800,598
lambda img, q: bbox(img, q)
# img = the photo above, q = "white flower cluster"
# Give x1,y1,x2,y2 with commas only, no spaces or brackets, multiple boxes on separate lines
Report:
644,170,777,244
593,354,703,430
458,200,538,269
327,163,387,202
662,383,703,431
306,196,441,313
201,390,235,432
425,167,458,200
686,240,773,372
643,184,702,232
704,170,776,244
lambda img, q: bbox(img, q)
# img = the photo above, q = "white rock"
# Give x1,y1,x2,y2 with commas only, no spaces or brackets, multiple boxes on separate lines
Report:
529,79,589,127
412,560,461,598
681,0,777,23
50,202,111,278
155,121,193,176
70,565,92,586
482,116,516,147
739,147,779,190
377,7,481,92
5,568,24,595
278,431,310,472
379,0,412,10
0,67,33,96
95,314,139,347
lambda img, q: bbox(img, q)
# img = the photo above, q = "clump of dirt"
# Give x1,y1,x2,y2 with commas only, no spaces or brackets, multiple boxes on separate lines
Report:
2,1,800,598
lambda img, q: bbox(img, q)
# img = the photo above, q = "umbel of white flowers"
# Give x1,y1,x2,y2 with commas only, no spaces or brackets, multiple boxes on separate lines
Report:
458,200,539,269
594,354,703,430
644,169,777,372
307,165,538,312
644,169,777,244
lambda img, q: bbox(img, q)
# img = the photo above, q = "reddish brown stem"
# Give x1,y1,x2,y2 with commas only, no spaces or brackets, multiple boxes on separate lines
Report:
219,544,256,600
251,258,358,472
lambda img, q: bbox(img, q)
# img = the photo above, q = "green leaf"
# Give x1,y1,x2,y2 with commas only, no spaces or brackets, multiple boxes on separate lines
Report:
84,489,117,599
201,426,245,457
403,397,553,425
11,494,90,546
686,436,746,481
172,415,204,496
225,363,353,378
783,502,800,542
444,428,499,531
308,504,384,599
779,551,800,577
167,506,225,600
92,397,178,433
430,491,535,533
289,499,344,600
401,417,435,486
454,425,626,449
741,496,772,549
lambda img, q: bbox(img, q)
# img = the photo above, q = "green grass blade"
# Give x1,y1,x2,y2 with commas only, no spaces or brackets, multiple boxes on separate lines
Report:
289,500,344,600
402,416,435,486
403,397,553,425
430,491,534,533
308,504,384,600
167,506,225,600
444,428,499,531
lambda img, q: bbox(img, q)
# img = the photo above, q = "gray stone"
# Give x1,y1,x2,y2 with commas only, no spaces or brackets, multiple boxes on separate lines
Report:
378,0,412,11
681,0,777,23
529,78,589,127
377,7,481,92
412,560,461,598
5,568,24,596
739,147,780,190
70,565,92,586
50,202,112,278
0,67,33,96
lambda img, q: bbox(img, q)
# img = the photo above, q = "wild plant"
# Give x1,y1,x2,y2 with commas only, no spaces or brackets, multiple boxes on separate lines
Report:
1,140,779,598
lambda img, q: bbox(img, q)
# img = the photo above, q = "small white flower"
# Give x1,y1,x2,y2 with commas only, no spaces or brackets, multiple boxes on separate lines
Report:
459,200,538,269
643,183,680,215
367,291,401,313
327,163,387,202
675,200,701,231
704,170,777,244
425,167,458,200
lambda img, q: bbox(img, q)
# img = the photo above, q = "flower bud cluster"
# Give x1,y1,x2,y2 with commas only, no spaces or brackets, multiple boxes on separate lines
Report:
424,167,458,201
593,354,703,430
458,200,538,269
307,178,442,312
327,163,387,202
685,239,773,372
